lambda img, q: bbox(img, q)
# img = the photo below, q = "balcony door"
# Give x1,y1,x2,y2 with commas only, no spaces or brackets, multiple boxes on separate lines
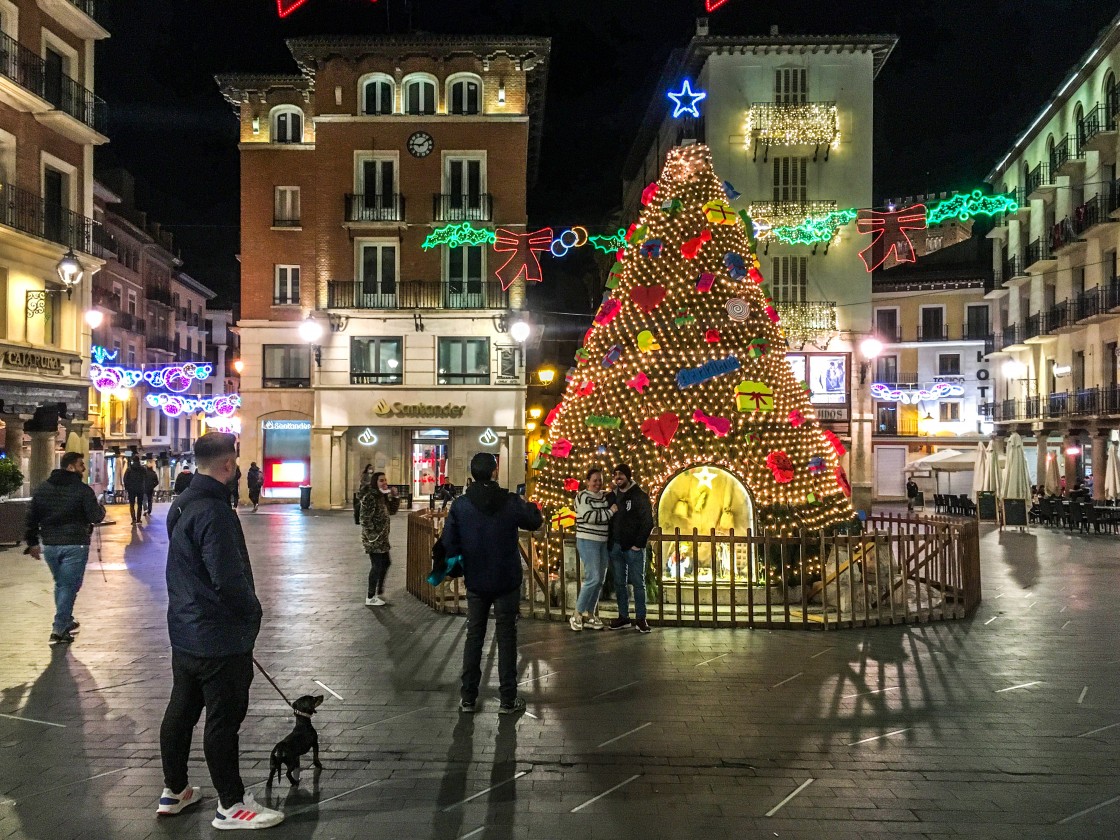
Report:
446,157,483,215
360,243,397,307
43,167,66,244
920,306,945,341
874,308,898,342
44,47,65,110
966,304,989,340
447,245,483,308
359,158,397,220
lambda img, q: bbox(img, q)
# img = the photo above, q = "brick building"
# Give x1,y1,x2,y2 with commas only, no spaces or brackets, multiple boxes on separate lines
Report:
0,0,108,493
218,34,549,507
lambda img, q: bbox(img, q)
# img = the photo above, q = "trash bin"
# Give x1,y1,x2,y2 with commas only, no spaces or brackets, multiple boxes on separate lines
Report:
299,485,312,510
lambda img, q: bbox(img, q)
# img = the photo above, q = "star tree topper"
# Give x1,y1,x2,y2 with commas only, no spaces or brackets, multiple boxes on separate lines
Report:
667,80,707,119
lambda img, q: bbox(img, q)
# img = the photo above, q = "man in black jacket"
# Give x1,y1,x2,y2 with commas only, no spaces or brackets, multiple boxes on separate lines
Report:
156,433,282,828
24,451,105,645
143,459,160,516
441,452,542,714
607,463,654,633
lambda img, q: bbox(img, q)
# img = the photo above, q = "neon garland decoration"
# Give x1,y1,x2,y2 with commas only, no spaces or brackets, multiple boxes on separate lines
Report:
89,364,144,392
926,190,1019,226
146,393,242,418
421,222,496,250
589,229,628,253
91,345,117,365
204,416,242,435
550,227,589,258
770,209,859,245
871,382,964,404
667,80,707,119
89,362,212,393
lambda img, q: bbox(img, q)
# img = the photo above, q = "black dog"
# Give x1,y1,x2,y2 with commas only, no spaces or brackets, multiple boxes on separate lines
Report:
268,694,324,786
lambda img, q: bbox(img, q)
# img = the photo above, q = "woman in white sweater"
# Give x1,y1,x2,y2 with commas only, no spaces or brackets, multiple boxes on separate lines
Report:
571,468,616,631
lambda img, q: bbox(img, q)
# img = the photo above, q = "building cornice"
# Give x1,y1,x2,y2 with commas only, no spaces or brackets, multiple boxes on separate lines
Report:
313,113,529,124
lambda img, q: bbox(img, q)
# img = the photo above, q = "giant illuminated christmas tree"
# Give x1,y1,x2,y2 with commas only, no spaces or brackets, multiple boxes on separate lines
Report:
532,144,856,538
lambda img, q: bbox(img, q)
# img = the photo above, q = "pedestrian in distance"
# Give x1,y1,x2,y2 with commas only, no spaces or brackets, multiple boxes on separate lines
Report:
442,452,542,714
246,462,263,512
173,465,193,496
906,477,919,512
124,455,147,525
606,464,654,633
227,465,242,510
157,432,283,829
358,471,400,606
570,467,616,632
359,464,374,489
23,451,105,646
143,459,160,517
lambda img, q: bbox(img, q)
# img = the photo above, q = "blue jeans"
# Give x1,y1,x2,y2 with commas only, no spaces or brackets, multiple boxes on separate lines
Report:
42,545,89,636
610,546,647,621
575,539,609,614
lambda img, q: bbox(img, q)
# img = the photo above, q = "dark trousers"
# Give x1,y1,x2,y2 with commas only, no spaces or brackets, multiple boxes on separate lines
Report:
248,487,261,506
128,492,144,522
461,588,519,705
368,551,390,597
160,649,254,808
144,491,154,514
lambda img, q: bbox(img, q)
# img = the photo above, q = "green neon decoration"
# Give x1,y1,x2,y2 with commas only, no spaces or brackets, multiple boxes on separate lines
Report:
589,229,628,253
771,208,858,245
926,190,1019,226
422,222,497,249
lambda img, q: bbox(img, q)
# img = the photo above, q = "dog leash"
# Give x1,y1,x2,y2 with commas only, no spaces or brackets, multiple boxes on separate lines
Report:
252,657,293,708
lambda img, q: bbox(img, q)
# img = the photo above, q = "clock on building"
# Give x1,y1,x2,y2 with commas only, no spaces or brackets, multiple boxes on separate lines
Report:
407,131,434,158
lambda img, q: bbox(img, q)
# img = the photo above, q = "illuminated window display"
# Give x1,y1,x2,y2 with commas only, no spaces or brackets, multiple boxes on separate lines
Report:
657,466,753,581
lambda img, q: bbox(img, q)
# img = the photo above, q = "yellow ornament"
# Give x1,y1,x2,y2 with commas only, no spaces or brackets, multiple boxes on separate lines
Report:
551,507,576,529
636,330,661,352
703,199,737,225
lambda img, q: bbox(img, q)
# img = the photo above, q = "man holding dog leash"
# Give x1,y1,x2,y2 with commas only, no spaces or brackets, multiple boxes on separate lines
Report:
157,432,283,830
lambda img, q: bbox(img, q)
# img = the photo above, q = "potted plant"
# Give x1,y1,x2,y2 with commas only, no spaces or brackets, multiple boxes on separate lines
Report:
0,456,26,546
0,457,23,500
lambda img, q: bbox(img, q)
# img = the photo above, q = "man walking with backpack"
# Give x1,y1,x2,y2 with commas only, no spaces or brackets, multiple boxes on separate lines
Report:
156,432,283,829
441,453,542,714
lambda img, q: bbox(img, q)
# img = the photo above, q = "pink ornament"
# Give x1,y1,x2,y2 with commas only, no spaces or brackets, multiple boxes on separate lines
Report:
693,409,731,437
789,409,805,427
627,372,650,394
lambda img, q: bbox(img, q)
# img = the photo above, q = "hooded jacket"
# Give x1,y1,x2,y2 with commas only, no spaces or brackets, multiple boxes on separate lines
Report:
173,470,194,494
608,482,654,550
246,465,263,491
143,465,159,493
358,484,401,553
165,473,262,657
441,481,543,596
25,469,105,547
123,463,147,495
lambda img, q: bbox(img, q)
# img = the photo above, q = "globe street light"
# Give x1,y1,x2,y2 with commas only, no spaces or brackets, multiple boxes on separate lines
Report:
509,318,531,343
299,316,323,367
56,249,84,298
84,309,103,329
536,367,556,385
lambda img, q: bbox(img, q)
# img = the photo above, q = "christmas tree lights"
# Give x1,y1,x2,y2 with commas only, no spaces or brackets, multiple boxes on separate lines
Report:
532,144,855,539
744,103,840,150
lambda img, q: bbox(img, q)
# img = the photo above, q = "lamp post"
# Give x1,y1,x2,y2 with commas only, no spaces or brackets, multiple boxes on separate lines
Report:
299,315,323,369
56,249,84,299
852,336,883,514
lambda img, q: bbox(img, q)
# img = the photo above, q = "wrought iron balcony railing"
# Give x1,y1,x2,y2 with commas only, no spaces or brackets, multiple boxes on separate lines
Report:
432,193,492,222
345,193,404,223
0,181,102,256
1025,161,1051,196
0,31,105,133
327,279,509,310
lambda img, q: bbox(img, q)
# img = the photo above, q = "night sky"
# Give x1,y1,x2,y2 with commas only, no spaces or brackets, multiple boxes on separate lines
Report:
95,0,1117,317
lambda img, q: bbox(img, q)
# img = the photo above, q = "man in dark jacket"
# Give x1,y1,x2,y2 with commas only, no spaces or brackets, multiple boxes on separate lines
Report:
606,463,654,633
156,432,282,828
441,452,542,714
24,451,105,645
227,465,242,510
123,456,147,524
143,460,160,516
172,465,193,496
246,462,263,512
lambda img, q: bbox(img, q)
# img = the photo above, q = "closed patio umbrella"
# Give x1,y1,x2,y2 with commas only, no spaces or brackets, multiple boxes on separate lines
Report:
1001,433,1031,501
972,443,988,497
1044,447,1061,497
982,441,1002,497
1106,441,1120,501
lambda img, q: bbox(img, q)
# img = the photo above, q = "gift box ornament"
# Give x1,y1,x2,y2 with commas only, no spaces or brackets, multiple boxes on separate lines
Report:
765,450,795,484
576,380,595,396
551,439,573,458
789,409,806,427
574,347,590,364
639,238,663,258
629,224,649,244
763,297,780,323
807,456,827,474
735,380,774,412
705,328,721,344
703,199,737,225
748,267,764,285
748,337,769,358
551,507,577,529
724,251,747,279
744,431,761,445
563,478,580,493
544,404,563,426
835,465,852,498
594,298,621,326
722,180,741,201
627,371,650,393
641,182,659,205
673,308,695,326
661,197,683,215
531,455,546,469
823,429,847,456
602,345,623,367
696,272,716,293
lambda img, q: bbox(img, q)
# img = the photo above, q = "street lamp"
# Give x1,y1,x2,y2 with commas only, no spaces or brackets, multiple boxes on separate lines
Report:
509,317,531,343
232,359,245,375
858,337,883,384
56,249,84,299
299,316,323,367
528,407,543,420
84,309,103,329
1002,359,1029,402
536,367,556,386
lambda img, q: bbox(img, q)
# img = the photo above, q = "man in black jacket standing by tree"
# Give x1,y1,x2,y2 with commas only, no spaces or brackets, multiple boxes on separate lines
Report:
24,451,105,646
607,463,655,633
156,432,283,829
441,452,542,714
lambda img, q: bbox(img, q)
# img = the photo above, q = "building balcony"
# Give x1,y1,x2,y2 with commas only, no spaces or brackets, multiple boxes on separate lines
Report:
91,286,119,311
874,372,919,388
1050,134,1083,176
1048,216,1084,255
1073,278,1120,323
1043,300,1077,335
962,323,994,342
1078,101,1118,155
145,334,177,353
744,101,840,160
113,312,146,335
1025,238,1055,272
0,182,103,257
432,193,493,222
917,326,949,342
998,324,1025,351
747,200,837,228
344,193,405,224
147,285,173,307
327,278,509,311
1025,162,1054,200
1076,192,1120,237
875,327,902,344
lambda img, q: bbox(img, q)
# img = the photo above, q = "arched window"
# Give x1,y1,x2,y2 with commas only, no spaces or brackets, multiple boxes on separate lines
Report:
1074,102,1085,149
360,73,395,115
271,106,304,143
447,74,482,115
1045,134,1055,175
1106,71,1117,123
402,74,437,115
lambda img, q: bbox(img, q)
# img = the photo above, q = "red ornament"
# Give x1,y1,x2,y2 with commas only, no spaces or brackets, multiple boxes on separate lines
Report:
856,205,927,272
582,327,595,345
822,429,847,456
765,451,795,484
693,409,731,437
748,267,764,284
493,228,554,290
641,182,659,206
544,405,563,427
629,284,667,314
594,298,621,326
551,439,573,458
705,329,721,343
640,412,679,447
789,409,805,427
627,372,650,393
696,272,716,292
563,478,580,492
835,465,852,497
576,381,594,396
680,229,712,260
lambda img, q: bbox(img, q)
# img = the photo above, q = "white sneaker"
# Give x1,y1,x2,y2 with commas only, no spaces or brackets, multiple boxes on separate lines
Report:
157,785,201,816
365,595,385,606
569,614,583,631
212,793,284,830
584,615,606,630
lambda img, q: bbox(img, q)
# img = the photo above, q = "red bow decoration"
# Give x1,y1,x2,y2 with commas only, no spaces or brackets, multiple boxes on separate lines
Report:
277,0,377,17
544,405,563,427
563,478,580,492
627,372,649,394
856,205,927,272
766,451,795,484
693,409,731,437
493,228,554,290
641,182,659,205
681,230,712,259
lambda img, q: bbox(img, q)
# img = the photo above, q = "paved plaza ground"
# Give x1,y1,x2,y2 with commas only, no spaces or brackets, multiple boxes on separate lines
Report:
0,503,1118,839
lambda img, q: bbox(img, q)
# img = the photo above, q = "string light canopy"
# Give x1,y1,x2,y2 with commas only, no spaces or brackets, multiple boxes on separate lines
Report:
744,103,840,150
531,144,856,538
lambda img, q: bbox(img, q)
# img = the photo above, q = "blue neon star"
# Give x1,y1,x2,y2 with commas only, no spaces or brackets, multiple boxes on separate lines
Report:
667,80,707,119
